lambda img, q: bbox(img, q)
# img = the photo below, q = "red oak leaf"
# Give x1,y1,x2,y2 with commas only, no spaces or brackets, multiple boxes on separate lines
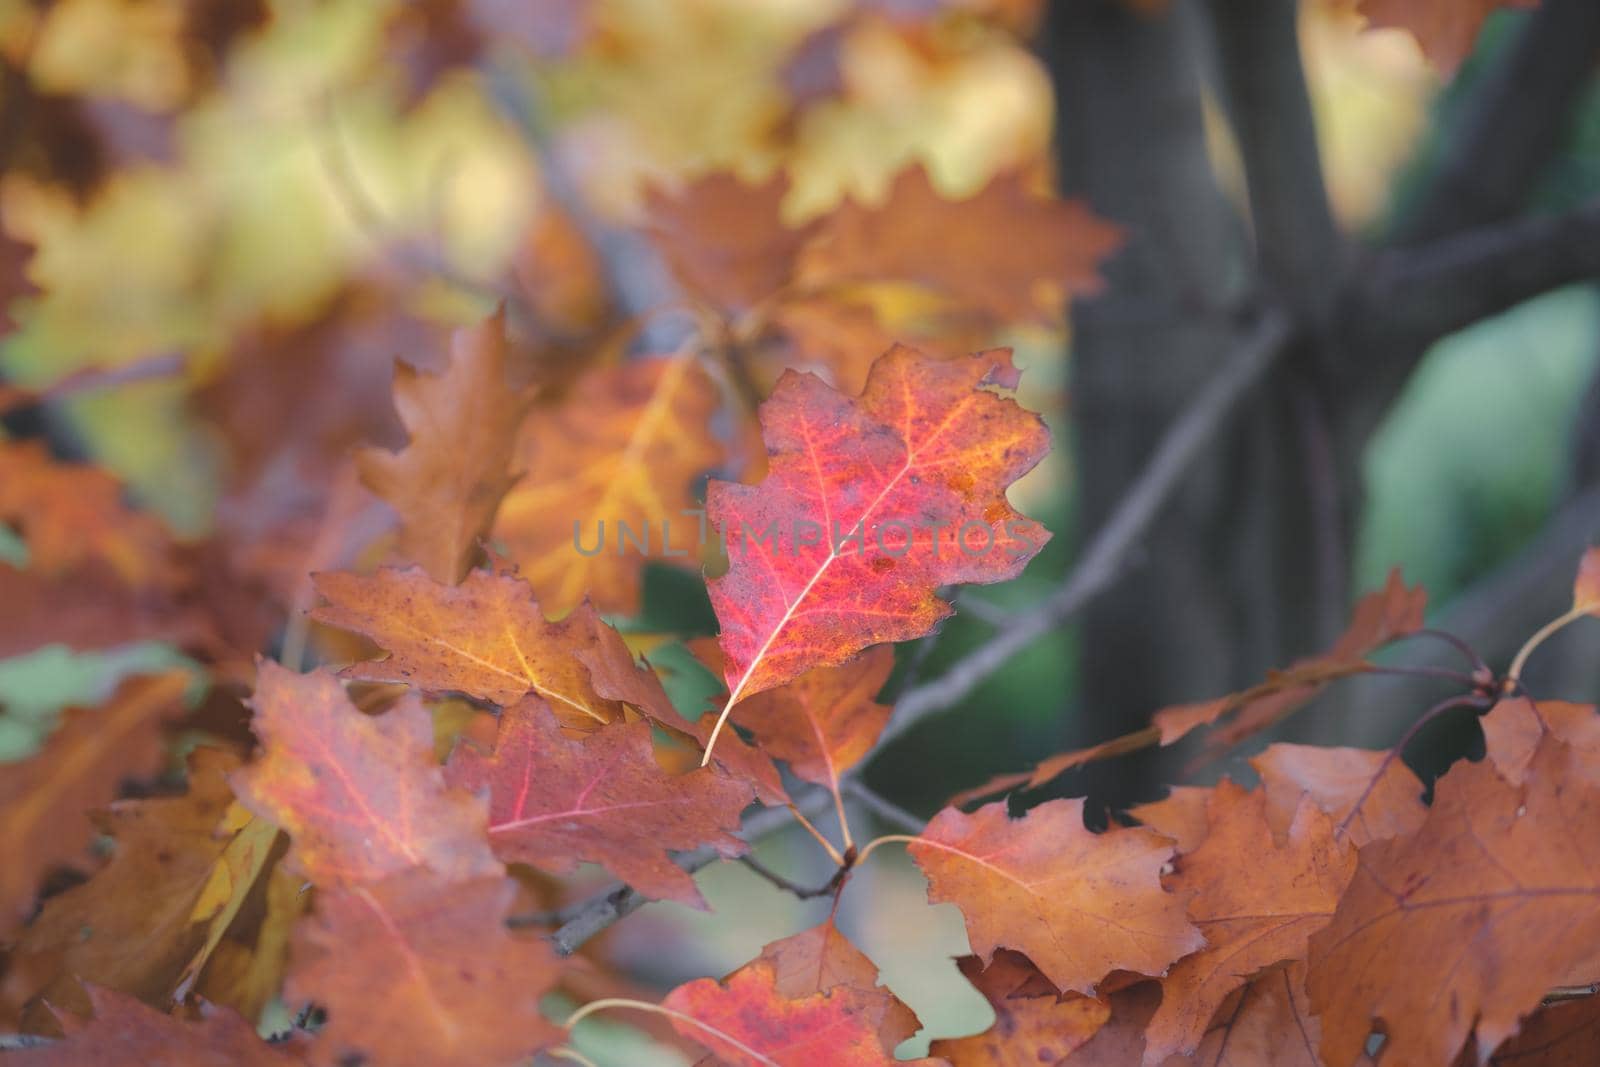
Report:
707,344,1050,718
908,798,1202,996
230,661,499,887
444,697,752,908
660,959,944,1066
747,919,921,1050
286,871,563,1067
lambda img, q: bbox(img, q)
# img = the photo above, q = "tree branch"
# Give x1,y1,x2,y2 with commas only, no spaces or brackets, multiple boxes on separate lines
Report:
1400,0,1600,244
1364,197,1600,349
1202,0,1342,323
873,310,1293,752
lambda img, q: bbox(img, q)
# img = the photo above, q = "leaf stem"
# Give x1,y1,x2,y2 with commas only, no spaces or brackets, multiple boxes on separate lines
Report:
786,802,845,866
852,833,922,869
563,998,779,1066
1507,607,1585,683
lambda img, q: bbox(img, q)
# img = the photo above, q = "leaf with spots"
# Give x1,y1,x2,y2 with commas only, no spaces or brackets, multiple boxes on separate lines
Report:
229,661,499,888
444,697,752,908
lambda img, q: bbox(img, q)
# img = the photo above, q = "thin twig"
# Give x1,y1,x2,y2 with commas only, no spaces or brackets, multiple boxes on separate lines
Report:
738,854,843,899
542,786,836,955
874,310,1292,753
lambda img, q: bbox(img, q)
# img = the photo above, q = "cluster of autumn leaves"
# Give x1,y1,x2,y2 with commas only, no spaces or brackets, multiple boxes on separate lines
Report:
0,1,1581,1065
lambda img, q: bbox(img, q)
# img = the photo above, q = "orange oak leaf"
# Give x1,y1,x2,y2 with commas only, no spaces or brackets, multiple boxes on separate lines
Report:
445,697,752,908
1357,0,1537,76
1151,569,1427,751
1250,743,1427,848
1142,783,1354,1065
660,959,944,1066
9,985,301,1066
796,166,1123,324
9,748,272,1022
1466,994,1600,1064
581,626,790,805
311,566,622,728
908,798,1202,996
286,871,563,1067
357,309,533,584
730,645,895,794
0,441,181,590
1182,961,1347,1067
707,344,1050,721
1307,736,1600,1066
1574,546,1600,614
0,671,189,937
929,951,1111,1065
491,353,723,616
645,172,820,316
1481,697,1600,785
1127,786,1213,854
230,661,499,887
747,919,921,1050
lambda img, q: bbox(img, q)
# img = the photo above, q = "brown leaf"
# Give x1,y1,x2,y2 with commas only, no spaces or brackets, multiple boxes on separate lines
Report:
9,748,270,1025
1152,569,1426,752
0,442,180,590
1182,961,1344,1067
1126,786,1213,854
731,646,895,793
1142,783,1354,1064
1307,736,1600,1066
1482,698,1600,785
1251,743,1427,847
908,798,1202,996
230,661,499,887
445,698,751,908
311,566,621,728
929,950,1111,1065
286,871,563,1067
8,985,301,1066
796,166,1122,324
492,354,723,616
0,672,189,937
358,309,532,583
645,172,819,316
1471,994,1600,1065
